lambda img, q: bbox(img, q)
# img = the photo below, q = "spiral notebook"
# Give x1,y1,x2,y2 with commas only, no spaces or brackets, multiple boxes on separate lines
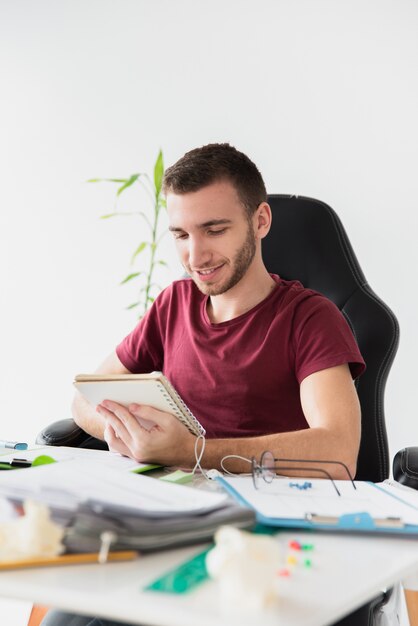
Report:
74,372,205,437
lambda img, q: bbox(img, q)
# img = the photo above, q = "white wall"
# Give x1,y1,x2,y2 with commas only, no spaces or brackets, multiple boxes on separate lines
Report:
1,0,417,465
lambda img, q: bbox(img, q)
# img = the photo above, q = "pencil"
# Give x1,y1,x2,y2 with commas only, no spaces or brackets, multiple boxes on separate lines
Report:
0,550,138,570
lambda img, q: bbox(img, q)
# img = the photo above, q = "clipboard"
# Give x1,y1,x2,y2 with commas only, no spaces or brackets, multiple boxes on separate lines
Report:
217,475,418,536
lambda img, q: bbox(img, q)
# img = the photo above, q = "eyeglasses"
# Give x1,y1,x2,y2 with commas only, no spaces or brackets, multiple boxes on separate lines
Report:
251,451,356,497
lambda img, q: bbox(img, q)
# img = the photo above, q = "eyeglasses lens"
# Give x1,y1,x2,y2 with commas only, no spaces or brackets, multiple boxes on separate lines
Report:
261,450,276,484
251,457,262,489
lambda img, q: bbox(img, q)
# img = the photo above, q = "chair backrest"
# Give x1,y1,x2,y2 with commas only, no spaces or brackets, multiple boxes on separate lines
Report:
263,195,399,482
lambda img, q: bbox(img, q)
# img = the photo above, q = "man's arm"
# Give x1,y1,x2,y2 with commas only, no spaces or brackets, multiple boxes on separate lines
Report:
202,363,361,479
97,363,361,479
72,351,131,440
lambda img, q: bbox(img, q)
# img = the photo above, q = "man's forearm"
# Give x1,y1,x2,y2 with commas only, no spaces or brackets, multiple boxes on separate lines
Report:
72,392,106,440
91,398,359,479
201,426,359,480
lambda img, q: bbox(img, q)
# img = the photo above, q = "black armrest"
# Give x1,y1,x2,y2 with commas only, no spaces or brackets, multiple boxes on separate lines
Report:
36,419,108,450
393,447,418,490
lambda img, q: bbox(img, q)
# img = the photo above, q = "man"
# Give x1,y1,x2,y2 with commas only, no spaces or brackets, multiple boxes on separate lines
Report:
72,143,364,479
43,143,365,625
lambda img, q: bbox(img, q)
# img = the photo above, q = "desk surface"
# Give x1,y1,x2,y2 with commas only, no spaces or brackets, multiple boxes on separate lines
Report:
0,531,417,626
0,452,417,625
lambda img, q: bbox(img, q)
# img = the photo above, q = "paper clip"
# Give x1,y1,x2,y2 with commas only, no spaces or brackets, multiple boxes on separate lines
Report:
98,531,117,564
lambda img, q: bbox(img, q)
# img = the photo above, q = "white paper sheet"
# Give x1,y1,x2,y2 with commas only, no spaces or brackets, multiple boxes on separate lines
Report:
0,446,151,472
0,458,227,514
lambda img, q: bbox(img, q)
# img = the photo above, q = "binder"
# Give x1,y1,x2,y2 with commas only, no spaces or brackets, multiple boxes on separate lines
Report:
74,371,205,437
64,499,256,553
217,475,418,536
0,451,256,553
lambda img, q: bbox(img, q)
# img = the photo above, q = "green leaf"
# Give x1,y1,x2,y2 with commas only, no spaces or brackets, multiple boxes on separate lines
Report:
126,301,141,310
156,260,168,266
100,213,118,219
130,242,147,264
147,296,155,304
117,173,141,197
159,197,167,208
153,150,164,196
120,272,142,285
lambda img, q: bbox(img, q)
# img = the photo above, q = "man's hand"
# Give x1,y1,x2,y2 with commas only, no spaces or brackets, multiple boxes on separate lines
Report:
96,400,197,467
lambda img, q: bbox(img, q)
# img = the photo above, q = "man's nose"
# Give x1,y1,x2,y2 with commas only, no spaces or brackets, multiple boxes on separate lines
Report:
188,235,210,269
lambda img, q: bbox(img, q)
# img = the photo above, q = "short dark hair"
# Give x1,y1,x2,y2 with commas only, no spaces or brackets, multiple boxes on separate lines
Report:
162,143,267,216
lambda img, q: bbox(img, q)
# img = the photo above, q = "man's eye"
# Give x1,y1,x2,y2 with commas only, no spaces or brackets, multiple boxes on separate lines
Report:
173,233,188,240
208,229,226,236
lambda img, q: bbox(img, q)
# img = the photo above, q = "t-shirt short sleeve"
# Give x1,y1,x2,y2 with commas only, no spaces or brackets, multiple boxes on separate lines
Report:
292,295,366,383
115,289,168,373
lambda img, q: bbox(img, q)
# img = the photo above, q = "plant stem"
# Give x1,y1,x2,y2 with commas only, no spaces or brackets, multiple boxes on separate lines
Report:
142,188,161,317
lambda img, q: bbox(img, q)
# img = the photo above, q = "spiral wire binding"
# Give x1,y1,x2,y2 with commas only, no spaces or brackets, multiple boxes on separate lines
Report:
157,377,205,438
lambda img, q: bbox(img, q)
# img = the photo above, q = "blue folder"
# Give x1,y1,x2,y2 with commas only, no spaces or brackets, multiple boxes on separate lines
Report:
217,476,418,536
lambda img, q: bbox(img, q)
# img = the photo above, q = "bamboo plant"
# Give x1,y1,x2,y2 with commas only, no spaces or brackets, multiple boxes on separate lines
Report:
88,150,167,317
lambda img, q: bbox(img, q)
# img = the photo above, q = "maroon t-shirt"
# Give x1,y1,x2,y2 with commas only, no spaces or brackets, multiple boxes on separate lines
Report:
116,275,365,439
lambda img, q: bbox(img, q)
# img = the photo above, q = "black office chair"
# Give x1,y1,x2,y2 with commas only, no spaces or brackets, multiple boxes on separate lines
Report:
37,195,406,625
264,195,399,483
264,195,400,626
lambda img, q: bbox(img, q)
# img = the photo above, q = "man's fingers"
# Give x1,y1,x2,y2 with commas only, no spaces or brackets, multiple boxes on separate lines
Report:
129,403,187,430
99,401,192,465
97,403,134,444
100,400,134,423
98,400,157,455
104,424,131,457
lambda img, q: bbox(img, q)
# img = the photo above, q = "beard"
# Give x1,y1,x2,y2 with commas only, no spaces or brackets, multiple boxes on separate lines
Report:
191,221,257,297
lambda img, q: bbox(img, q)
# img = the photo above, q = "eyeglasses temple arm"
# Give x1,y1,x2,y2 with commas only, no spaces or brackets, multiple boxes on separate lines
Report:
270,466,341,496
271,458,356,489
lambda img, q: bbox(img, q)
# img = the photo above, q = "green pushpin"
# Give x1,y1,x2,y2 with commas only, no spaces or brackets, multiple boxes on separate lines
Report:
302,543,314,551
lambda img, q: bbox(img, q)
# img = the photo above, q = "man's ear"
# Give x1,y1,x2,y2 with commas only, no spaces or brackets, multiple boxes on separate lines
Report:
254,202,272,240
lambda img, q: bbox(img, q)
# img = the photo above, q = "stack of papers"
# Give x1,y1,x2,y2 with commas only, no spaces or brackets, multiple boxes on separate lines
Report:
0,447,256,552
0,450,227,515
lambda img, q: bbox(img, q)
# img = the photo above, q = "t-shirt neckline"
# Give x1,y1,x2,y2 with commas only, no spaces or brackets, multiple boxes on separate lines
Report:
201,274,281,328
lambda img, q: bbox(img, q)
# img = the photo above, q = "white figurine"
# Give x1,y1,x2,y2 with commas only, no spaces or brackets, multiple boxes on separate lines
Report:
206,525,280,612
0,499,65,561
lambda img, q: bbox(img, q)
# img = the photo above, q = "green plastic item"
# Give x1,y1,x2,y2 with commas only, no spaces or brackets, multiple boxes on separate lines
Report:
32,455,57,466
159,469,194,485
131,464,161,474
145,547,212,594
144,527,281,595
0,463,14,470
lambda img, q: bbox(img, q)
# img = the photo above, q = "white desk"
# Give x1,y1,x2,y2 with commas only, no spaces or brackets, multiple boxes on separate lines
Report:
0,531,417,626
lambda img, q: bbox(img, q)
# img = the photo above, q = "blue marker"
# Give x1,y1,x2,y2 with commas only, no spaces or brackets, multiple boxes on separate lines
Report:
0,440,28,450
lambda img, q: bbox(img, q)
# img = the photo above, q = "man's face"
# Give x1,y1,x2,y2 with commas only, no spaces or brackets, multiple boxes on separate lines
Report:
167,180,257,296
